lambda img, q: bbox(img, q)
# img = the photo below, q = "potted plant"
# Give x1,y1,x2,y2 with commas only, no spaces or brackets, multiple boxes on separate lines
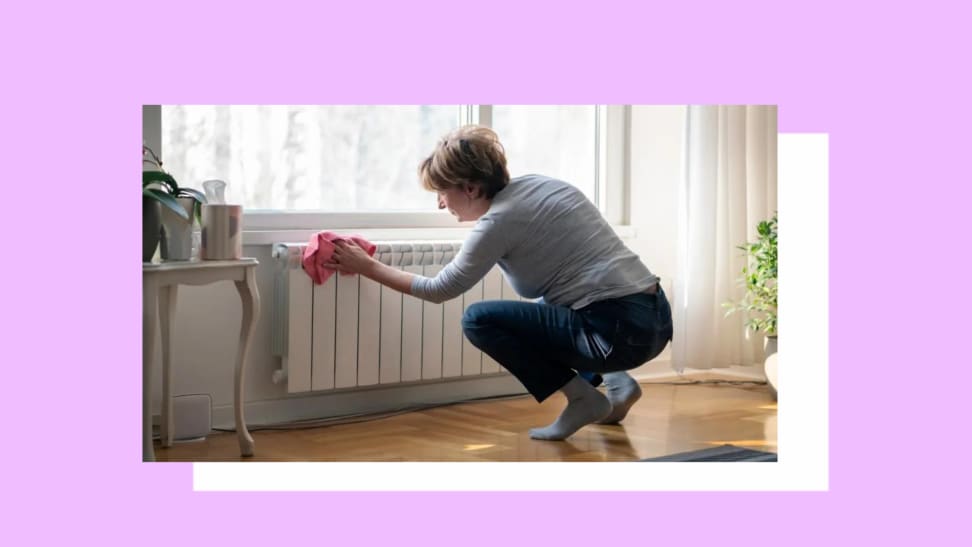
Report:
143,145,206,261
724,213,778,389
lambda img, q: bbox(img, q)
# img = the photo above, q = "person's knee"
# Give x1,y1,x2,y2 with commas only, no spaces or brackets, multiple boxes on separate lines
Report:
463,301,515,343
461,301,493,335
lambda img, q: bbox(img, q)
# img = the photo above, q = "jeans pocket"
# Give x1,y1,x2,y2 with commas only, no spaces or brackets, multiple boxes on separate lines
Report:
607,321,670,370
618,322,658,348
588,320,619,361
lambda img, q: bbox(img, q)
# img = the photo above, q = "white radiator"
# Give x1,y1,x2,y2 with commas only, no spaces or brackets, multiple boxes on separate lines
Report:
271,241,522,393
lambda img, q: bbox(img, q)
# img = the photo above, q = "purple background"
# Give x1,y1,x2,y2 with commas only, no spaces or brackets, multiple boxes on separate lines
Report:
4,0,968,545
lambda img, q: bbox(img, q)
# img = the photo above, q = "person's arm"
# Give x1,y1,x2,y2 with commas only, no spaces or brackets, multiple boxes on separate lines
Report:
327,219,508,304
360,259,416,294
324,240,416,295
410,218,507,303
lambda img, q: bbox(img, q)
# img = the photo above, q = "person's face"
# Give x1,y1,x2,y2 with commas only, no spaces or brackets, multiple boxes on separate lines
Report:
436,185,479,222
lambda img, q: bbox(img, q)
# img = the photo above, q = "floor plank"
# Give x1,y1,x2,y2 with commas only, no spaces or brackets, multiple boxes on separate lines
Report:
155,381,777,462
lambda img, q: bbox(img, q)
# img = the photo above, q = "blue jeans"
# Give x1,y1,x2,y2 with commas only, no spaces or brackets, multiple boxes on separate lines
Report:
461,287,673,402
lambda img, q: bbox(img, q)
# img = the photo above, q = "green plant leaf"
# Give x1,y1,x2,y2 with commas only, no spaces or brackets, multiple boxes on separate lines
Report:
143,170,179,191
724,212,778,334
142,180,174,194
143,188,189,220
176,187,207,203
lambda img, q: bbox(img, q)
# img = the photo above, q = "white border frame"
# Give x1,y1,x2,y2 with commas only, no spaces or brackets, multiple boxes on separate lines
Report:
194,133,829,491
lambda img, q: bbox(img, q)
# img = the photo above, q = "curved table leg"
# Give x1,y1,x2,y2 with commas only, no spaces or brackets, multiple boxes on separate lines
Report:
159,285,178,447
143,276,158,462
233,266,260,457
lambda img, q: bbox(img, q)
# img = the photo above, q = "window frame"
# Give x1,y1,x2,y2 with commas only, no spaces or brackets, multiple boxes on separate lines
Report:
143,104,631,236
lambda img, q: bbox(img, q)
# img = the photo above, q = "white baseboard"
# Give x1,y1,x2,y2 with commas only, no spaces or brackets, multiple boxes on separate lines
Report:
209,374,527,430
629,359,767,382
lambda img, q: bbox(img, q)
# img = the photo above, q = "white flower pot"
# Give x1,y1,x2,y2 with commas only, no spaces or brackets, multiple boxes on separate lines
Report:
763,335,777,358
763,335,778,397
160,197,196,261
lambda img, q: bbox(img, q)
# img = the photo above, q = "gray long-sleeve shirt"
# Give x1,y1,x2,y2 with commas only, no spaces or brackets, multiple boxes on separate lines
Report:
410,174,658,309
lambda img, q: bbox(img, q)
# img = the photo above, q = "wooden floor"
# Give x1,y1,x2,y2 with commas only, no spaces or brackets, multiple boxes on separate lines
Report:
155,380,776,462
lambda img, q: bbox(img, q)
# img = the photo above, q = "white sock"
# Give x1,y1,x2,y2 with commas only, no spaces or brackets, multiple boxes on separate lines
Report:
597,371,642,424
529,376,611,441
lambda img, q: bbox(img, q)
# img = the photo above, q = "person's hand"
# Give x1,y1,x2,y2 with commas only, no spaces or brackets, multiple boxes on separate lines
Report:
324,240,377,275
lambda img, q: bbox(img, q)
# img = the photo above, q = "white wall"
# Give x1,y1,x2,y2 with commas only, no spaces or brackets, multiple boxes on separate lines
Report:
146,106,693,427
625,105,685,371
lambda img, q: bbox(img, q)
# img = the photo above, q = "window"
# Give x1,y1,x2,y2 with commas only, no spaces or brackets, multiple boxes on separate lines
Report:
491,105,598,202
154,105,620,229
161,105,460,212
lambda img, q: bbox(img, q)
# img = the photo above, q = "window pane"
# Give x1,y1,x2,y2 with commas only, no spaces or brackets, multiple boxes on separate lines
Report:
160,105,459,211
491,105,597,202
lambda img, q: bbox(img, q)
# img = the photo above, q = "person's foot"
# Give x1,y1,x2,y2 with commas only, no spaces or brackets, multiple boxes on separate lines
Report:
597,371,642,424
530,376,612,440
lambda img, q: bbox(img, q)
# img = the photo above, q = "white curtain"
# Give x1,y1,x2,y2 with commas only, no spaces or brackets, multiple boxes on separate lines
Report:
672,105,777,371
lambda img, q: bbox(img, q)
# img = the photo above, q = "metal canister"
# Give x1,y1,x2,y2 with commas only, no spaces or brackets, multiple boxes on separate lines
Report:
200,204,243,260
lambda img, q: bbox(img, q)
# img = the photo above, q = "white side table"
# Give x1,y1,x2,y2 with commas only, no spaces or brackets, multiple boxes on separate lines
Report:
143,258,260,462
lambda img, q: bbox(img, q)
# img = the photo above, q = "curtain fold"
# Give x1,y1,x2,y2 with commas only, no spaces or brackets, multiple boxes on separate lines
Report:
672,105,777,371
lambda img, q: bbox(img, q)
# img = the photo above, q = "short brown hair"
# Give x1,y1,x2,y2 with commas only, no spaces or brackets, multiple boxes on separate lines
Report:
419,125,510,199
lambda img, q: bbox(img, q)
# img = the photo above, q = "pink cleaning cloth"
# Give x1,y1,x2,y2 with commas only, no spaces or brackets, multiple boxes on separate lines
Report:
301,231,377,285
